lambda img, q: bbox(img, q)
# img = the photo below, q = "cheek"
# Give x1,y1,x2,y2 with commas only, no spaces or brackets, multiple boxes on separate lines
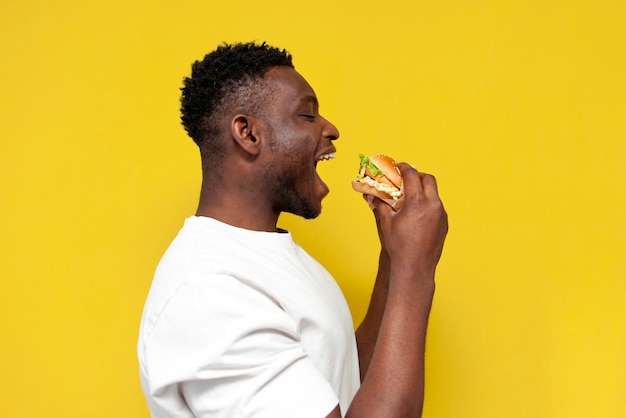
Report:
271,132,315,162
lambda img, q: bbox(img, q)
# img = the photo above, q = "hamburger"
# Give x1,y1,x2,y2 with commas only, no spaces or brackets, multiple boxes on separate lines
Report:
351,153,404,210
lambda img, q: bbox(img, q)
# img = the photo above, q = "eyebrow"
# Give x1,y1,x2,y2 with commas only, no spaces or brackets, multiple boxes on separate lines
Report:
298,95,319,109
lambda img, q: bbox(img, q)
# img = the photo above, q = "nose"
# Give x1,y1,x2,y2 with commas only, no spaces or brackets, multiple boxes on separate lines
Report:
322,116,340,141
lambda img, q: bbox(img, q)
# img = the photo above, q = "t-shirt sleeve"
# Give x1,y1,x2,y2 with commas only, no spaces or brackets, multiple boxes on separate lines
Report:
143,273,340,418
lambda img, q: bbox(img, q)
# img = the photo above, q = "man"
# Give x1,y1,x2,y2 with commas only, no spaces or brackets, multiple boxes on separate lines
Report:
138,42,448,417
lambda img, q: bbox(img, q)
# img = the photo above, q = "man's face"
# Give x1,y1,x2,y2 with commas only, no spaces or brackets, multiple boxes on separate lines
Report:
260,67,340,219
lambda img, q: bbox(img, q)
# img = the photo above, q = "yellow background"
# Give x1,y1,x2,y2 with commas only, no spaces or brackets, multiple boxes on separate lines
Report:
2,0,625,417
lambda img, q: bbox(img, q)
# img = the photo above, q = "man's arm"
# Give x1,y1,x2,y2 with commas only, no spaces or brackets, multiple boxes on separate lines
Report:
355,247,390,380
332,164,448,418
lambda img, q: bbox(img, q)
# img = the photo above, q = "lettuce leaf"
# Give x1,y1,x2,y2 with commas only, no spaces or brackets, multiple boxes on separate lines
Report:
358,153,385,177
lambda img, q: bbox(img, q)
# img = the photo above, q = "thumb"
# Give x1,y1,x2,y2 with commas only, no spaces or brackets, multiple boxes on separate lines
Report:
363,194,377,210
363,194,391,248
364,194,393,224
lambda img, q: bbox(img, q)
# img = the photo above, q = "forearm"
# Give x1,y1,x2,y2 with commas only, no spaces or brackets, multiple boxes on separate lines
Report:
355,250,390,380
348,264,435,418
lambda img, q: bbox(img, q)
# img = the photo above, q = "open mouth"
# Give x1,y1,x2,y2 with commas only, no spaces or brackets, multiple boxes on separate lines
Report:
314,152,336,195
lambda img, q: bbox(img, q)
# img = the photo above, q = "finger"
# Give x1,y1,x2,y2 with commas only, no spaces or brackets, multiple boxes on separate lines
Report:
370,194,394,227
362,193,377,210
364,195,394,222
365,195,385,233
420,173,441,199
396,162,423,196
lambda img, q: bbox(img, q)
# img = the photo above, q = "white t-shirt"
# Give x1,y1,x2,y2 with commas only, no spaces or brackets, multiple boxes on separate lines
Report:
138,216,360,417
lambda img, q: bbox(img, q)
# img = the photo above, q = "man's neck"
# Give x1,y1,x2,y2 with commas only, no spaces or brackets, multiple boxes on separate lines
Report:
195,201,280,232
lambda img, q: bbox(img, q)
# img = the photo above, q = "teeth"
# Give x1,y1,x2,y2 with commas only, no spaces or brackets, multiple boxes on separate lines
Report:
316,153,336,162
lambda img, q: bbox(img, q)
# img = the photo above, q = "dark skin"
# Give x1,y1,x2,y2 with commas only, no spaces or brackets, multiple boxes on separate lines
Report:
197,66,448,417
196,66,338,230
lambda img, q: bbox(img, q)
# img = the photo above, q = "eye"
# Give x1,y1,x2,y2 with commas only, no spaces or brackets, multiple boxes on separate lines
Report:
300,114,316,121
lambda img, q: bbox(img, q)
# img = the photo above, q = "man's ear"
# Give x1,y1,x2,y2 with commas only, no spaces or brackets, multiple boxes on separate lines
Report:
230,114,262,156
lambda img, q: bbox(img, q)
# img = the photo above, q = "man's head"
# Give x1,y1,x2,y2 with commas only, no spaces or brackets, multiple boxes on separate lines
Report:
180,42,294,158
184,42,339,227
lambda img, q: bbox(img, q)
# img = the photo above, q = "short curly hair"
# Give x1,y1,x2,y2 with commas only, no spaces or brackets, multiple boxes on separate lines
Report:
180,42,294,149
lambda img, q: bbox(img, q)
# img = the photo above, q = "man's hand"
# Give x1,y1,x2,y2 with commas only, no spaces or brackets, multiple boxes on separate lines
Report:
368,163,448,278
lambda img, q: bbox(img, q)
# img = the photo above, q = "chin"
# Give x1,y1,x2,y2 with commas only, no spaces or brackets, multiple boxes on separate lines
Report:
293,203,322,220
271,177,324,219
285,197,322,220
300,208,321,220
